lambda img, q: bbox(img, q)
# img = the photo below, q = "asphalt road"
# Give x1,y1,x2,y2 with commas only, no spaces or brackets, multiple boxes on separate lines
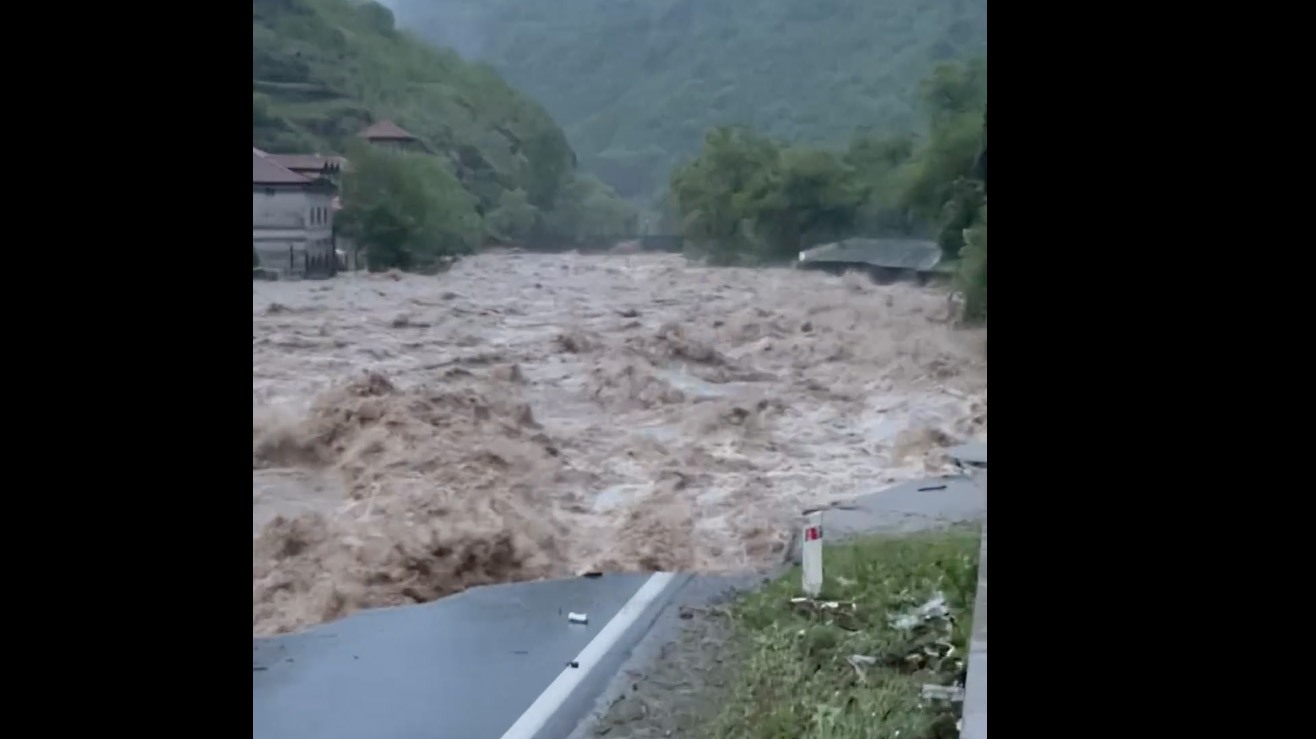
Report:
253,474,987,739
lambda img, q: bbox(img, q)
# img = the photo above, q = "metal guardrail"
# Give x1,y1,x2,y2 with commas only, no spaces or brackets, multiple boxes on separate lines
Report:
949,443,987,739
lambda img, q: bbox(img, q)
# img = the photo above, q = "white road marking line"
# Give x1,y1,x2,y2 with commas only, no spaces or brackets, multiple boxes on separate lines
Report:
499,572,676,739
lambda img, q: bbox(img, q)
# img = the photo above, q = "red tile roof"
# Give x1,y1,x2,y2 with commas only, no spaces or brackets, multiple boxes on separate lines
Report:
357,120,419,141
253,150,311,185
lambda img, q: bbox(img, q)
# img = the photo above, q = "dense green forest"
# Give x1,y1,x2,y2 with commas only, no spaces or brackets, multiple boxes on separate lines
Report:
253,0,637,262
384,0,987,205
668,59,986,319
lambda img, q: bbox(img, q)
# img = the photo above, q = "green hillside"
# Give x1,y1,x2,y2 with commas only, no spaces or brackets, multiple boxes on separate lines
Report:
385,0,988,202
253,0,635,243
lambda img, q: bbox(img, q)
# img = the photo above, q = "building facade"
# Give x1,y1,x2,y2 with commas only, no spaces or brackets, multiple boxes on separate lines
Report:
253,149,337,278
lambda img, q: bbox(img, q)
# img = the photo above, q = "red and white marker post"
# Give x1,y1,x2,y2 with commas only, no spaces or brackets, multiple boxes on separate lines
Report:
801,510,824,597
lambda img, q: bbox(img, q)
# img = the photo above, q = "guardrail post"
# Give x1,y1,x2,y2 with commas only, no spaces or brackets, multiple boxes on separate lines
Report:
948,443,986,739
800,509,824,597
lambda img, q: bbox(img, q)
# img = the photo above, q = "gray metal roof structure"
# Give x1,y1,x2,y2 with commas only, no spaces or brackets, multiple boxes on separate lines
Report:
799,238,942,271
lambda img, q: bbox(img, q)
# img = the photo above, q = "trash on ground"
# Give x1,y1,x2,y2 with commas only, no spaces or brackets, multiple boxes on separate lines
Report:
568,612,589,624
889,591,949,630
848,653,879,683
789,597,853,609
920,684,965,702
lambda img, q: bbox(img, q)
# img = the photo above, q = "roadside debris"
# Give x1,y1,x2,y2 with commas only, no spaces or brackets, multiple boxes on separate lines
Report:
788,596,863,631
881,589,966,703
788,597,853,613
847,653,878,683
921,684,965,702
889,591,949,630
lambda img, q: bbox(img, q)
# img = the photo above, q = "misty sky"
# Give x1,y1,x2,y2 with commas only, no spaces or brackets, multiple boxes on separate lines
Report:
377,0,489,59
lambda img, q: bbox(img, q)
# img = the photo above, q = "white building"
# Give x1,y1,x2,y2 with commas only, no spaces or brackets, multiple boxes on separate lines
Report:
253,148,336,278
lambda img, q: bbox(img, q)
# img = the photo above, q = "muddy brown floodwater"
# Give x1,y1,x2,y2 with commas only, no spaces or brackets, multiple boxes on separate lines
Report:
252,252,986,636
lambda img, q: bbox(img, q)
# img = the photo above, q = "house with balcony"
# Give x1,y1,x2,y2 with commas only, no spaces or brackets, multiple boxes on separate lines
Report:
253,148,337,278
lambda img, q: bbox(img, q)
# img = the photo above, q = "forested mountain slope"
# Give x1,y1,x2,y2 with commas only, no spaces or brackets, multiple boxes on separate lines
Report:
384,0,988,201
253,0,634,243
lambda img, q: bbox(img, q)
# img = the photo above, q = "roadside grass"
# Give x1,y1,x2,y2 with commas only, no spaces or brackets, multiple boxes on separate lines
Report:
704,528,980,739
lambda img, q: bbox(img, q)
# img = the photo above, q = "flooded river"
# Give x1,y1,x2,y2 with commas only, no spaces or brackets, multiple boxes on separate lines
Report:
253,252,986,635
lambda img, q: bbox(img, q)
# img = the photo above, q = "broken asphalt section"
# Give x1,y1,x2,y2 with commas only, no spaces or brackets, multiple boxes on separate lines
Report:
253,469,987,739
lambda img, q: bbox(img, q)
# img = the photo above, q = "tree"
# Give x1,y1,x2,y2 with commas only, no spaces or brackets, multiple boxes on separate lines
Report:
667,60,986,266
392,0,987,207
539,174,637,245
337,141,482,271
846,133,918,236
671,127,782,263
252,0,634,247
955,204,986,323
671,126,861,264
744,146,860,259
899,59,987,257
355,1,396,36
936,177,985,259
918,58,987,130
485,188,540,242
975,105,987,194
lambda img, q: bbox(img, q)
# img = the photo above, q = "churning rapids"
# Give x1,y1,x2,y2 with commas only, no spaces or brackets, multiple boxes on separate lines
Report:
253,252,986,635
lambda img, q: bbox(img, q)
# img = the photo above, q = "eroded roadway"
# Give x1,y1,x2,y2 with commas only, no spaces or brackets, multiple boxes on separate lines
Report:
253,474,987,739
